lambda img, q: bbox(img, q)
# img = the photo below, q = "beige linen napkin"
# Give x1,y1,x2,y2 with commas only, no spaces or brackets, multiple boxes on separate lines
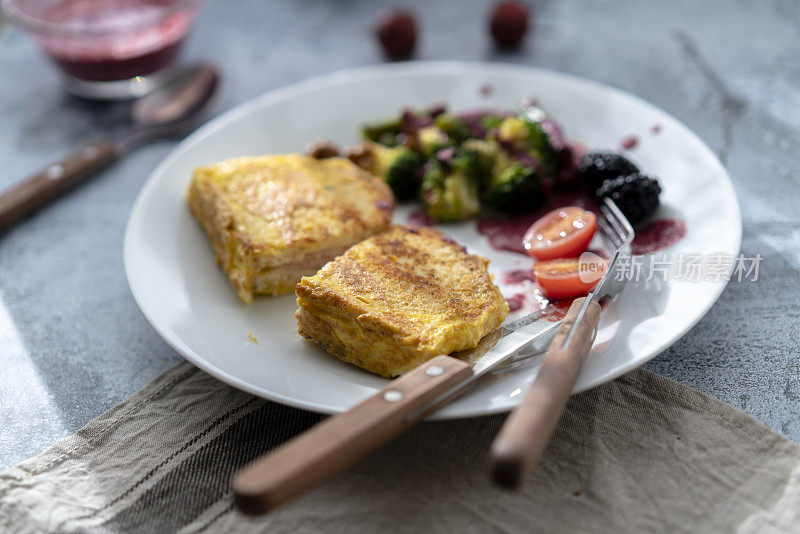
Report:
1,361,799,533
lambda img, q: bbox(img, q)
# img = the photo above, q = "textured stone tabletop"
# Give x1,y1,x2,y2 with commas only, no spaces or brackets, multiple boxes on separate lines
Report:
1,0,798,470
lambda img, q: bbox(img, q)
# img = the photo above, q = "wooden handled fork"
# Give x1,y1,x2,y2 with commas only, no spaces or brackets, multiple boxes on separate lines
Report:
489,297,601,488
489,197,635,488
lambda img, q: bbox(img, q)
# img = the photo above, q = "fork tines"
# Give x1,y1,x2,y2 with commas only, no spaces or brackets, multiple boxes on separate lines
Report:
598,198,634,250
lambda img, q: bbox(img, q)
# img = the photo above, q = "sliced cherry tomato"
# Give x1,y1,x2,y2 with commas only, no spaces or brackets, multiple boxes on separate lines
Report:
523,207,597,260
533,256,608,299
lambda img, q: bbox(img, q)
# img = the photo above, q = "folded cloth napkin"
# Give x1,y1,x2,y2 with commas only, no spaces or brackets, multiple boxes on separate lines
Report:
1,362,799,533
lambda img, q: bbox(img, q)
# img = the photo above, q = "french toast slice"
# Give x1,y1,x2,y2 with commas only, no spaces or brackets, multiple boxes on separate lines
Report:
187,154,394,302
296,226,508,377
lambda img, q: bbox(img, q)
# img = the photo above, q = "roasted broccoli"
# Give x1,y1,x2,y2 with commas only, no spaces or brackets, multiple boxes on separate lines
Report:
496,112,558,177
434,114,472,144
420,151,482,222
361,105,447,147
416,125,450,157
370,143,426,201
461,139,500,186
347,142,424,200
413,114,472,157
361,116,402,146
483,162,545,214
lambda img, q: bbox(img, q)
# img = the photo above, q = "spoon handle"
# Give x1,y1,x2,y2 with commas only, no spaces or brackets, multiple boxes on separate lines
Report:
0,140,119,232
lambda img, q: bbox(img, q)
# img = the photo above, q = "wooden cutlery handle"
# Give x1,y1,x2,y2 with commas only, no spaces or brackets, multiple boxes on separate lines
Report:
0,140,118,232
490,297,601,489
232,355,472,515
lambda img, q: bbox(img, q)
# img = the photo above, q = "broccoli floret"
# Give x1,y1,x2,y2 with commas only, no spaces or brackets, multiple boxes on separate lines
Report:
369,143,425,201
415,115,472,157
479,114,506,131
361,105,448,147
421,151,482,222
361,116,402,146
416,125,450,157
461,139,500,186
483,162,545,214
496,113,558,177
434,114,472,144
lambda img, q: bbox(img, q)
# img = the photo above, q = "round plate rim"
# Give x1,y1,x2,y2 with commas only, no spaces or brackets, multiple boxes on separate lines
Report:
123,60,742,419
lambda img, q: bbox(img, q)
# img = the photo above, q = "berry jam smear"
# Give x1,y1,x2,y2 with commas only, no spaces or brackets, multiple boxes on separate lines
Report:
503,285,572,319
620,135,639,150
502,269,536,284
476,191,595,255
406,209,434,227
505,293,526,312
631,218,687,255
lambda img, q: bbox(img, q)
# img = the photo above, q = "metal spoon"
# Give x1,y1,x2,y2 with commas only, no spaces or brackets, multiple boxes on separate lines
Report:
0,63,219,232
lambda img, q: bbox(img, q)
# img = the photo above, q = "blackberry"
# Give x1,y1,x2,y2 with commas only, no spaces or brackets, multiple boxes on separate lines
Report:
578,151,639,190
595,173,662,224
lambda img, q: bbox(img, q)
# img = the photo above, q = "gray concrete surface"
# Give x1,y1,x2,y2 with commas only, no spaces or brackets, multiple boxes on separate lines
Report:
1,0,798,470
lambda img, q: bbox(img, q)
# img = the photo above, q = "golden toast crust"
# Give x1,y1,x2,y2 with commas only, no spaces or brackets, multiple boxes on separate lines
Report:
296,226,509,376
187,154,394,302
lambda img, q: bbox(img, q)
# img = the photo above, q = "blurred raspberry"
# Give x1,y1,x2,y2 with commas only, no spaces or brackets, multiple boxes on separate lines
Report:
376,9,417,59
490,1,530,50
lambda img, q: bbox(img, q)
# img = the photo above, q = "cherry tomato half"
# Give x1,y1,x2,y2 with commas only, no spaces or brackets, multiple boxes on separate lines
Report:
533,256,608,299
523,207,597,260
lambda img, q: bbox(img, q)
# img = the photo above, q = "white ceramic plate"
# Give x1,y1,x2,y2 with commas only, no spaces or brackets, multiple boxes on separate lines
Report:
124,61,741,419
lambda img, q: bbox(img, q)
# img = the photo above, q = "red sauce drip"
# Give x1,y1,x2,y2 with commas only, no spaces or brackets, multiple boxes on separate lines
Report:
651,124,662,134
631,218,687,254
531,286,573,320
478,83,494,97
406,209,434,227
36,0,195,81
544,298,573,320
620,135,639,150
505,293,525,312
502,269,536,284
476,214,538,254
503,284,574,318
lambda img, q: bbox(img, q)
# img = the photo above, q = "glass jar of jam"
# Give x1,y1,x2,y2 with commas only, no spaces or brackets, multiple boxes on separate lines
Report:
2,0,205,99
